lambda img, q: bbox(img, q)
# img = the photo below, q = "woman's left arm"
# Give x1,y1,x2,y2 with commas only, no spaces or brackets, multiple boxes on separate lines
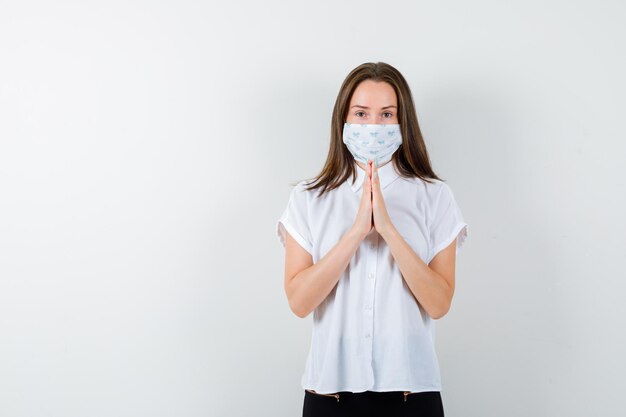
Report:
380,225,456,320
369,160,455,320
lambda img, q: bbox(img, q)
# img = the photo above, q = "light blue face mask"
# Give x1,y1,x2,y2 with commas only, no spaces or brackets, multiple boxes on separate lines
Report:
342,122,402,166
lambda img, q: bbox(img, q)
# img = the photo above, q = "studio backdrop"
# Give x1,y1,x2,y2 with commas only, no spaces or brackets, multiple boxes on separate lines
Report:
0,1,625,416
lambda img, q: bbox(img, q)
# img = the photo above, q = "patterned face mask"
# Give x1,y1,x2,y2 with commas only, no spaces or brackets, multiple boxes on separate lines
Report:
342,122,403,166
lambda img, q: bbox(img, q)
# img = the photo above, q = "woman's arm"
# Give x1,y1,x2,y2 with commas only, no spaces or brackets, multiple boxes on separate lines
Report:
379,224,456,320
283,226,365,318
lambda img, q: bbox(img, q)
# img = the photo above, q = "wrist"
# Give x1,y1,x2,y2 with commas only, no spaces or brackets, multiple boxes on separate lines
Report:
348,225,368,242
378,223,397,240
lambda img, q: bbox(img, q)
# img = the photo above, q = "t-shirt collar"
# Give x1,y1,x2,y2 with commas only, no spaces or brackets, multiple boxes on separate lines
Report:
350,160,400,192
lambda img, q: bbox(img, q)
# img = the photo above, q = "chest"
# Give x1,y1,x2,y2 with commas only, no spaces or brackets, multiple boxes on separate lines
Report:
307,183,430,263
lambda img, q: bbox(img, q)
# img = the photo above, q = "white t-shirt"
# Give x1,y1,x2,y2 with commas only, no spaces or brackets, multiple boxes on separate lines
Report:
276,160,468,394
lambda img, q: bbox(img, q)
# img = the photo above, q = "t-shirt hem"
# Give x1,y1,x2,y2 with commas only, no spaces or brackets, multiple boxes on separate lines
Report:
430,222,468,262
302,383,442,394
276,218,313,255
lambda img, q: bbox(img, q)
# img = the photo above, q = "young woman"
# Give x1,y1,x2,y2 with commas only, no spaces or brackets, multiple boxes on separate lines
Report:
276,62,468,417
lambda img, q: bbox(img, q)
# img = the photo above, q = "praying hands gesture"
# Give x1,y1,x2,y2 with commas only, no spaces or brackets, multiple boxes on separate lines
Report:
352,160,395,240
350,159,453,319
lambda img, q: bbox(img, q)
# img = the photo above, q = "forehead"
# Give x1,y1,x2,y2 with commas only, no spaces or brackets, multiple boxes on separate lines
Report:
349,80,397,106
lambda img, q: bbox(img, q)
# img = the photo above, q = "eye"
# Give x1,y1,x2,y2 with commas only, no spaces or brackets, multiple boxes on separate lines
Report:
383,112,393,118
355,111,365,117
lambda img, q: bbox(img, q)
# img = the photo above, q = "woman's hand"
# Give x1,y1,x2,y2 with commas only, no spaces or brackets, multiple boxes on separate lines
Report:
351,161,373,239
370,160,395,237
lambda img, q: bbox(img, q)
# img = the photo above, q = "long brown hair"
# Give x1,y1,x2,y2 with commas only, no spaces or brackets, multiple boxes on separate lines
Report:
295,61,443,197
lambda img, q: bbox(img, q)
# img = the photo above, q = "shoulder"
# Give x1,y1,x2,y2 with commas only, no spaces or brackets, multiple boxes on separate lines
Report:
400,175,448,196
427,179,453,195
424,180,461,214
292,179,313,198
401,176,457,210
292,178,340,202
287,179,317,206
294,179,310,191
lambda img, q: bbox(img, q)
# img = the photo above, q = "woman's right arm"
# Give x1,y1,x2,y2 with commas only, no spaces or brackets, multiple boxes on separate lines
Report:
283,226,365,318
283,162,373,318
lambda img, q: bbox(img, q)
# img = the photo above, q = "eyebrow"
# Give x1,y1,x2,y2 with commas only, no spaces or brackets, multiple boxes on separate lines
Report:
350,105,397,110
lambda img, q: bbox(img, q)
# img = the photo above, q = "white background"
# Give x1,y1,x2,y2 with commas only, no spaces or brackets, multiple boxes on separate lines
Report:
1,1,625,416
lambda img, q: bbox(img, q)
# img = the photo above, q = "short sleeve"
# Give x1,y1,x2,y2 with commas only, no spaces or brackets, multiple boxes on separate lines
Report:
276,183,313,255
429,182,468,261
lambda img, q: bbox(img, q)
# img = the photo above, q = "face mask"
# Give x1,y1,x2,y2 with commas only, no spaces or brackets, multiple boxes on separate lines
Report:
342,122,403,166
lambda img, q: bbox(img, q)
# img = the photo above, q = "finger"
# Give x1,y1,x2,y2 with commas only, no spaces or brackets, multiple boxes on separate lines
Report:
372,160,379,182
371,162,379,194
361,166,371,200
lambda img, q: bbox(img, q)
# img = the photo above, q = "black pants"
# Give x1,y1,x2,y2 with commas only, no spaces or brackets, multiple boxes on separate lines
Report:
302,389,444,417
